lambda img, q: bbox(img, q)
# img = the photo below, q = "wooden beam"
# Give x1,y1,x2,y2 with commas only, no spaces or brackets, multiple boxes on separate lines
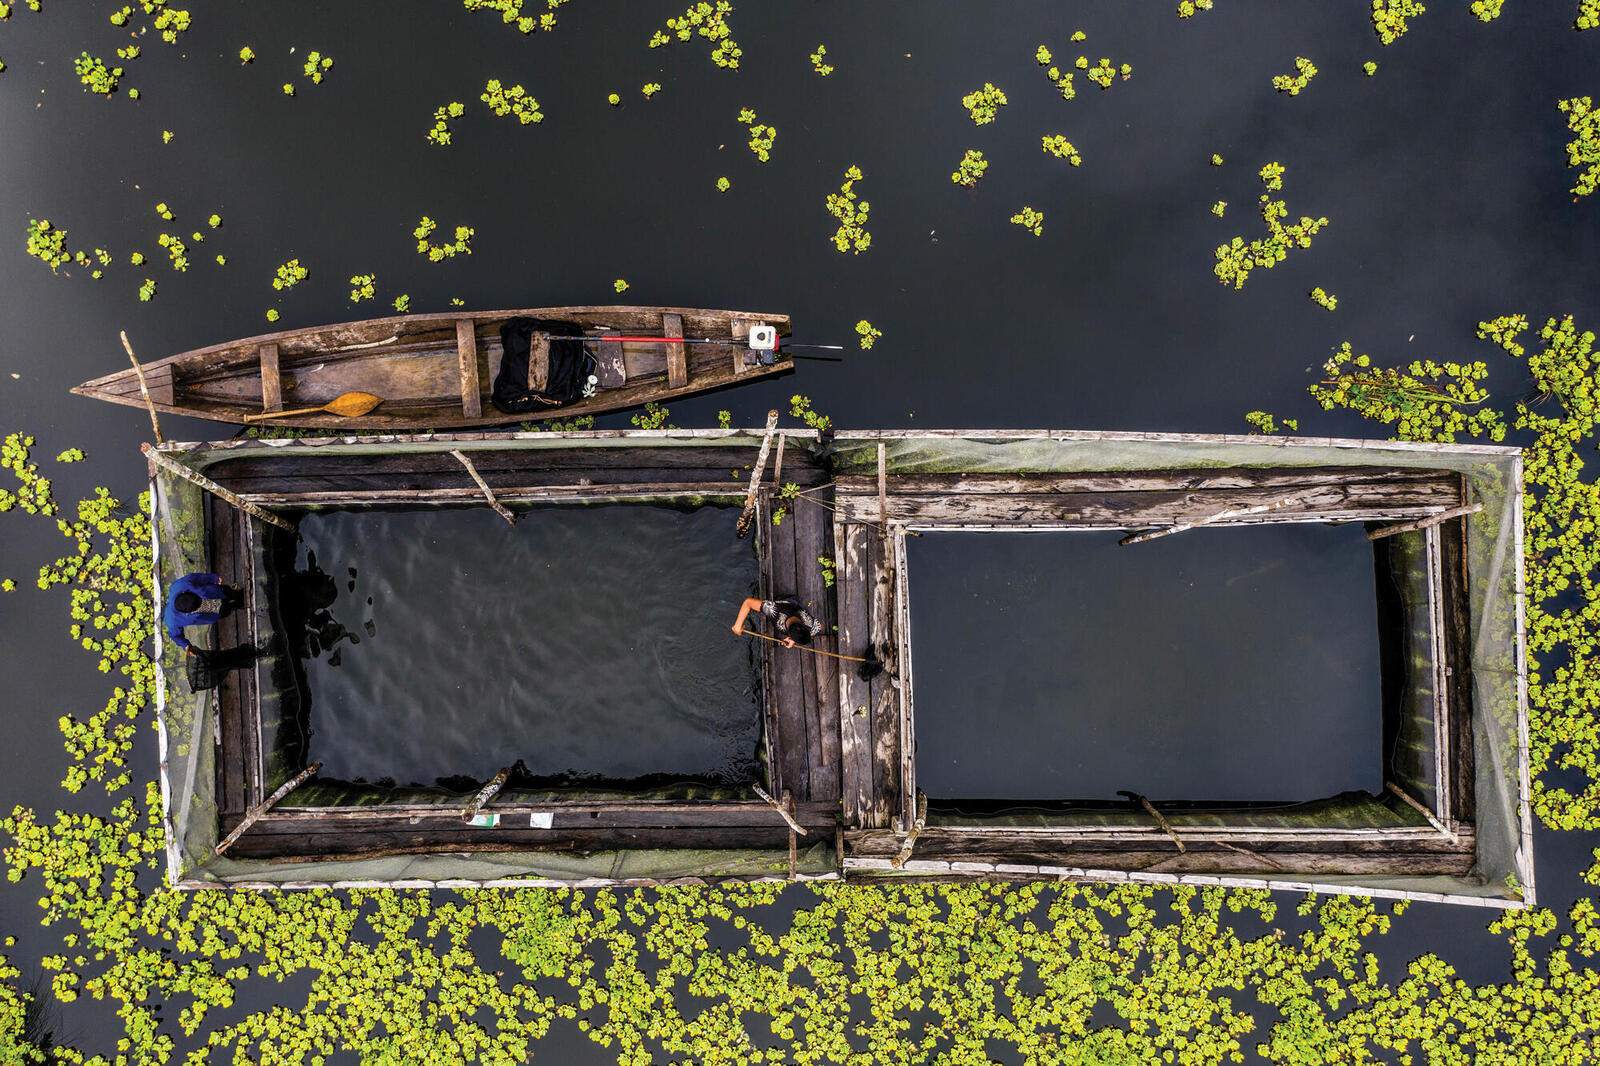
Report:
877,443,887,526
663,312,688,390
143,444,298,534
216,762,320,855
1119,790,1186,852
462,766,511,824
449,449,516,525
752,781,808,836
1120,493,1308,545
1386,781,1461,844
258,343,283,412
456,319,483,419
891,791,928,869
737,410,781,538
1368,502,1484,540
119,330,164,443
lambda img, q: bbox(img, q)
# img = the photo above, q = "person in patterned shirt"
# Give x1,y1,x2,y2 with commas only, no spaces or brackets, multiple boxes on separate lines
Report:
731,595,822,648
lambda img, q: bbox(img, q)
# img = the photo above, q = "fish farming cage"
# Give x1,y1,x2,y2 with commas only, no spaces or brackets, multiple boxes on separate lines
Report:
149,428,839,889
147,428,1531,907
825,431,1532,908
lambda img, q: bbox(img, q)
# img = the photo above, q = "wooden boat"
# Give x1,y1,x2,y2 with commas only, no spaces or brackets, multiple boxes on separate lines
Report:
72,306,793,430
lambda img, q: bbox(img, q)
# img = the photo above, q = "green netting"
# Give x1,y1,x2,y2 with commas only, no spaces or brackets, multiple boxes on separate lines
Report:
1382,530,1440,810
928,791,1429,830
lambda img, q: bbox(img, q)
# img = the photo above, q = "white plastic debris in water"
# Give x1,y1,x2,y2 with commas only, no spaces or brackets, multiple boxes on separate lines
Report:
529,811,554,828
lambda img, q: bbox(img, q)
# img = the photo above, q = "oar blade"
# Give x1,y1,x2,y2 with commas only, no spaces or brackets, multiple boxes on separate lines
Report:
324,391,383,417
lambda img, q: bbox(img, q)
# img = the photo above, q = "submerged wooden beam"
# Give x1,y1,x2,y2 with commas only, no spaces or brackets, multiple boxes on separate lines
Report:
450,449,516,525
216,762,321,855
461,766,512,824
737,410,781,538
1119,493,1307,546
891,790,928,869
143,444,298,534
1367,502,1483,540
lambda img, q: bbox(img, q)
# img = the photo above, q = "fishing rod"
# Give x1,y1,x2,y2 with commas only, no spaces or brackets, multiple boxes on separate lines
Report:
538,324,846,362
741,627,885,680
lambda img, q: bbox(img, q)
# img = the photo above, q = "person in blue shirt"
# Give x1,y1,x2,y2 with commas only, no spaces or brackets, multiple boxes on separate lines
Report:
162,572,243,655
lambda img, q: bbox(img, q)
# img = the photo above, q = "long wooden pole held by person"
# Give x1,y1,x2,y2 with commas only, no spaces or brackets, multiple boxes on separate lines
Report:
143,443,299,535
736,410,781,538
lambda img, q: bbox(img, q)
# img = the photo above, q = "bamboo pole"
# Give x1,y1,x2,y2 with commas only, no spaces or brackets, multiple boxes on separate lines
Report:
142,444,298,534
736,410,781,538
1386,781,1461,844
1119,790,1186,852
743,627,871,664
786,789,799,878
752,781,808,836
120,331,164,444
1216,840,1287,870
450,450,516,525
461,766,512,823
891,790,928,869
1367,502,1483,540
215,762,321,855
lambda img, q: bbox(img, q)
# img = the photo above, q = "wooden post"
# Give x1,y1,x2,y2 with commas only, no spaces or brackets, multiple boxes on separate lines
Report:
462,766,511,823
877,442,888,526
215,762,320,855
450,450,516,526
752,780,808,835
890,790,928,869
1119,790,1186,852
1119,493,1307,546
786,789,799,878
736,410,781,538
771,431,786,489
120,331,164,444
142,444,298,535
1368,503,1483,540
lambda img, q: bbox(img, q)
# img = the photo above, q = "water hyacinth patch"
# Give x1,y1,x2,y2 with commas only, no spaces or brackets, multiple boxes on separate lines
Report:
265,307,279,321
1310,286,1337,310
282,82,294,96
642,82,661,97
1010,206,1044,235
1364,60,1379,75
1580,0,1600,29
951,149,988,186
1041,135,1081,165
1084,56,1131,89
302,50,333,84
156,233,188,271
427,101,466,145
1559,96,1599,198
650,1,740,69
614,278,629,292
1271,56,1317,95
855,320,881,349
826,165,871,253
1244,411,1296,433
393,293,411,312
810,44,832,75
608,92,621,105
738,109,776,161
137,277,156,301
462,0,568,34
1372,0,1425,45
74,53,123,95
1311,341,1502,441
482,79,542,124
348,274,376,302
1470,0,1504,19
1212,200,1227,216
1212,153,1224,165
716,176,730,192
25,220,70,273
271,258,307,290
1177,0,1215,14
414,217,473,260
961,82,1007,124
238,45,254,63
1213,163,1328,288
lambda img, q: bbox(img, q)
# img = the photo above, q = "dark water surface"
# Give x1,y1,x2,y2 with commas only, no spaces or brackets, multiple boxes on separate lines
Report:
909,526,1381,803
291,505,761,787
1,0,1598,1052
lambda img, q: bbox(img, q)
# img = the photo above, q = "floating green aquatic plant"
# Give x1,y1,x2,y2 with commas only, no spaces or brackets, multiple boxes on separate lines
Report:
951,149,988,186
1213,163,1328,288
1471,0,1504,18
642,82,661,97
482,80,542,124
1372,0,1426,44
1560,96,1599,198
1311,342,1502,441
462,0,568,34
1041,135,1081,165
826,166,871,253
25,220,70,273
855,320,881,349
426,101,466,145
650,2,740,69
961,82,1007,124
265,307,279,321
1010,206,1044,235
1581,0,1600,29
156,233,188,272
281,82,294,96
1212,200,1227,216
631,401,672,428
413,217,473,260
613,278,629,293
1272,56,1317,95
1244,411,1297,433
1310,286,1337,310
392,294,411,312
608,92,620,105
348,274,375,302
301,50,332,84
238,45,254,63
809,44,832,76
789,394,831,431
1364,59,1379,75
716,176,730,192
1211,153,1224,165
737,110,776,161
74,53,123,96
271,258,307,290
1177,0,1215,13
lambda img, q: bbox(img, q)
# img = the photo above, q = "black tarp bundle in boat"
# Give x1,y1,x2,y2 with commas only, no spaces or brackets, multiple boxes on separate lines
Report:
491,317,595,415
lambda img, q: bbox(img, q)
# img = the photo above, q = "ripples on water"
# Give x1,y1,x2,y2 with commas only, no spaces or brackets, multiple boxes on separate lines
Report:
286,504,763,788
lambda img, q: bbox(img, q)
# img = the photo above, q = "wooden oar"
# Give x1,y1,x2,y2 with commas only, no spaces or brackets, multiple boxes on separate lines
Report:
242,391,383,423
